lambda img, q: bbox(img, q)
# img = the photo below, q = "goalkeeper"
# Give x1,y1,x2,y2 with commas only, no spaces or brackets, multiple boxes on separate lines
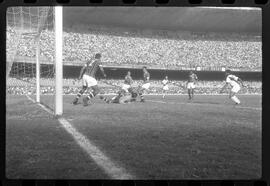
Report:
100,87,139,104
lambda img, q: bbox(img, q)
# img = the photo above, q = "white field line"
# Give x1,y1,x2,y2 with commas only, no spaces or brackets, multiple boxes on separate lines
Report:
25,95,134,179
147,100,262,111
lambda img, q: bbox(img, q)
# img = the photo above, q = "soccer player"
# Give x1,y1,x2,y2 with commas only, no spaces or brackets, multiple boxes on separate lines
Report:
72,53,107,106
220,69,245,105
162,76,169,99
122,71,133,93
187,70,198,100
138,66,150,102
100,89,133,104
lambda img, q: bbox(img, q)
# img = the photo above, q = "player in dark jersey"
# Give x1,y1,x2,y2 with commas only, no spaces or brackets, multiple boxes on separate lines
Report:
138,66,150,102
187,70,198,100
72,53,106,106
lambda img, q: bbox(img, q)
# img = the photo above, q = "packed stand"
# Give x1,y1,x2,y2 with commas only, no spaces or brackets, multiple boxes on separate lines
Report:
7,26,262,70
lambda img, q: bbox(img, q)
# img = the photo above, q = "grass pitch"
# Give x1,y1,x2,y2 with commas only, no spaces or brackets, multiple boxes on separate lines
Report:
6,94,261,179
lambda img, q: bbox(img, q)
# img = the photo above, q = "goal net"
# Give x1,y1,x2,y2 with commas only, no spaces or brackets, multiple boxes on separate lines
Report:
6,7,63,115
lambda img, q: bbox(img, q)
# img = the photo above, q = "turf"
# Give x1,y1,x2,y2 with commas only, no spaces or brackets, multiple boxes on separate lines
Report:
6,94,261,179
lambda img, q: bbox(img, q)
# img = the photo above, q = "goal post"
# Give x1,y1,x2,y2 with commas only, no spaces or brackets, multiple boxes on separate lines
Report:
7,7,63,116
54,6,63,116
36,35,40,103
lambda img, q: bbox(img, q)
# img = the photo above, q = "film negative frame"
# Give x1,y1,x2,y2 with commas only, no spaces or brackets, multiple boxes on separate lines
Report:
1,0,269,185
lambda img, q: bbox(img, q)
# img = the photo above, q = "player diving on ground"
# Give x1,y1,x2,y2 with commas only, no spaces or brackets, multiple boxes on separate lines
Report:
100,72,138,104
220,69,245,105
100,87,139,104
72,53,107,106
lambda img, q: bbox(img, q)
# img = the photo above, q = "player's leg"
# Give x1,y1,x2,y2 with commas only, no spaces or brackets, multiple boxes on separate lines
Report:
188,89,191,100
140,83,150,102
83,84,100,106
191,88,194,99
137,86,144,102
163,85,169,99
99,94,111,103
162,90,165,99
139,88,145,102
129,87,138,102
230,86,241,105
73,85,87,105
187,83,191,100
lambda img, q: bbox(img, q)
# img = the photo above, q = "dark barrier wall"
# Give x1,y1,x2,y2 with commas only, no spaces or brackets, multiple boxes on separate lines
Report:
65,66,261,81
10,63,262,81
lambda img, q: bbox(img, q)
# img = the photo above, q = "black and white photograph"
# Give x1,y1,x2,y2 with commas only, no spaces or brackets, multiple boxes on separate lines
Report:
6,6,262,179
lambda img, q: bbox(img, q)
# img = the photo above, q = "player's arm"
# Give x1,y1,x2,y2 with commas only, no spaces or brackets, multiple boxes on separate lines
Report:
99,64,107,78
237,78,245,87
78,66,86,80
220,82,228,93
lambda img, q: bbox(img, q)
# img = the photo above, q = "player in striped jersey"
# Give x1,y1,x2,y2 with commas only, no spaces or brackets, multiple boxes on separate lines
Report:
138,66,150,102
72,53,107,106
220,69,245,105
162,76,169,99
187,70,198,100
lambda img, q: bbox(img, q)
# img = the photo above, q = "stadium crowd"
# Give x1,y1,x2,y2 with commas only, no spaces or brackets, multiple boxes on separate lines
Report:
7,26,262,70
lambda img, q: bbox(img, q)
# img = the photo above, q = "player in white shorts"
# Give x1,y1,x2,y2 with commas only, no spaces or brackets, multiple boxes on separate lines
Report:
122,71,133,93
72,53,107,106
187,70,198,100
220,69,245,105
162,76,169,99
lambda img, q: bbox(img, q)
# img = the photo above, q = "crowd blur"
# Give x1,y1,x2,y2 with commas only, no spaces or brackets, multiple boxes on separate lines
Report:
7,25,262,70
7,78,262,95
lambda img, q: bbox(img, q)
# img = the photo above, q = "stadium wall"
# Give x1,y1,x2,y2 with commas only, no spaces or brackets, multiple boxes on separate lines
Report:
10,63,261,81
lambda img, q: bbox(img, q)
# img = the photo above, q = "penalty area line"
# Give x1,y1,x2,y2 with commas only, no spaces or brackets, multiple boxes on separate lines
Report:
147,100,261,111
25,95,134,179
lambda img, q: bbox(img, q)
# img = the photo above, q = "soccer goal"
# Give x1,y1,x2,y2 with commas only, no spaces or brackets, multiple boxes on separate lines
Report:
6,7,63,116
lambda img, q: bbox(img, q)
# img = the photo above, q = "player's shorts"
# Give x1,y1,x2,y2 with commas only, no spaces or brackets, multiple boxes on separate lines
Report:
231,84,241,93
163,85,169,91
142,83,150,90
82,74,97,87
187,82,195,89
122,84,131,93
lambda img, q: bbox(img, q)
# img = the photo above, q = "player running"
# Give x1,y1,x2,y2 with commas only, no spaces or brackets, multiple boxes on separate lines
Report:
138,66,150,102
162,76,169,99
72,53,107,106
122,71,133,93
187,70,198,100
220,69,245,105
